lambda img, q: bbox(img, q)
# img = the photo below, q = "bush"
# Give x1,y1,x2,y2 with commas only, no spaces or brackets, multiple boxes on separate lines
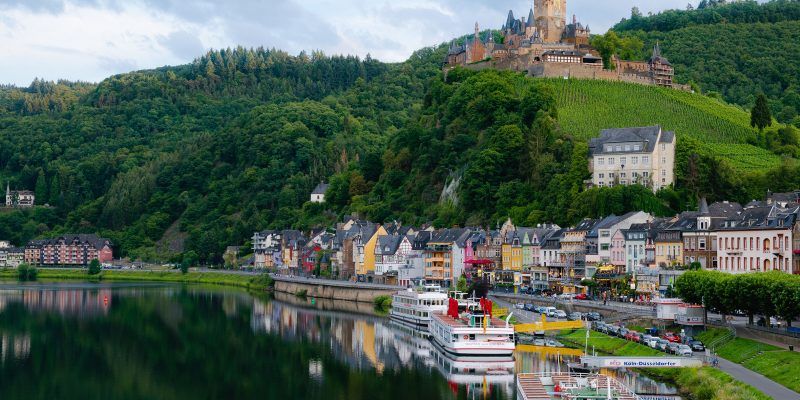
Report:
373,295,392,310
17,263,38,281
88,259,102,275
295,289,307,298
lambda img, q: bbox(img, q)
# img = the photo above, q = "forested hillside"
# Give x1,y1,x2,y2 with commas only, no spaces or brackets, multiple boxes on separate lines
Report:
0,47,443,261
2,11,800,264
611,0,800,125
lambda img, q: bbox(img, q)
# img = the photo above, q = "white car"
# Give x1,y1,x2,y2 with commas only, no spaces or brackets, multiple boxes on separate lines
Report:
554,310,567,319
646,338,660,348
677,345,693,357
515,303,525,309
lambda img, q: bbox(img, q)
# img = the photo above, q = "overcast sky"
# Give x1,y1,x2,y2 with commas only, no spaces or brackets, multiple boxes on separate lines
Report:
0,0,698,86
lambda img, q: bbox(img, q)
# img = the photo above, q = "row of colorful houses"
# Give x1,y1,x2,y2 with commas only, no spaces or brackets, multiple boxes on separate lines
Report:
0,235,114,267
250,191,800,294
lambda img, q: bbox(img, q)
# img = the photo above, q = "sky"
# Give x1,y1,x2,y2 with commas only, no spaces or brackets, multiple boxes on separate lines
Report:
0,0,698,86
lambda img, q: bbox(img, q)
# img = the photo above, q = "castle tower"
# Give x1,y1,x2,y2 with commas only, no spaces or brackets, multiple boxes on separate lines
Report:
469,22,486,63
534,0,567,43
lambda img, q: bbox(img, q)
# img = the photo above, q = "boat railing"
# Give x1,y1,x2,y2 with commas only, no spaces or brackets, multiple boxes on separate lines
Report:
516,372,641,400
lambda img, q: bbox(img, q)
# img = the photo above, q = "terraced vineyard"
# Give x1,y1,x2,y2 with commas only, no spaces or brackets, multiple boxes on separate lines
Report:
542,78,783,171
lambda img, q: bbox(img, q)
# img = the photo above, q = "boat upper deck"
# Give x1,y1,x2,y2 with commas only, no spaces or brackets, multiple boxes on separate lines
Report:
517,372,640,400
432,312,509,330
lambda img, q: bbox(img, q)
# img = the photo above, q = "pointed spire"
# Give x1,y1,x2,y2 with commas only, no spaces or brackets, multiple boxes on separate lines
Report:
528,6,535,27
505,10,515,30
699,197,710,215
653,41,662,58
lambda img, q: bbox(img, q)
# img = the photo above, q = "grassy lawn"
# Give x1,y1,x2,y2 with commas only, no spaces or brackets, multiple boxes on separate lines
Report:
697,327,800,392
715,338,780,363
0,268,273,291
675,367,772,400
743,351,800,393
559,329,771,399
559,329,663,356
696,327,730,344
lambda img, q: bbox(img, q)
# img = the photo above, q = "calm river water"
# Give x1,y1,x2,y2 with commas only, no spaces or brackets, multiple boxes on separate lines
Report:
0,282,679,399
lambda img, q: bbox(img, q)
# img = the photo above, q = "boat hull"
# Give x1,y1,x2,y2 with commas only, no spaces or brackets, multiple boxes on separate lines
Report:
432,338,516,357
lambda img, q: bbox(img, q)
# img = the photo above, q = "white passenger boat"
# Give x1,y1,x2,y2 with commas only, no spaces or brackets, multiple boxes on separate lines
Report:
389,284,448,328
429,298,516,357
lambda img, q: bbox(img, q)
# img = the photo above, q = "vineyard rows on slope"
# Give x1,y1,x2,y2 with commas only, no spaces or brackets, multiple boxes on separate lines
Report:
543,78,782,171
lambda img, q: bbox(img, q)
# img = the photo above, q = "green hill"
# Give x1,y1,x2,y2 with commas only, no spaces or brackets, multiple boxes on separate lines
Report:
543,78,782,171
611,1,800,126
0,42,798,262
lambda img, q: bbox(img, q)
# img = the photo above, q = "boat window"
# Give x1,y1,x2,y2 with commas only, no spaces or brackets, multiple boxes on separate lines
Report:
451,334,458,343
469,334,475,341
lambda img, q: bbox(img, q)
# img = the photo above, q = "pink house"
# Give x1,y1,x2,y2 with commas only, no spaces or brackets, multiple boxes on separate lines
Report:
610,230,626,270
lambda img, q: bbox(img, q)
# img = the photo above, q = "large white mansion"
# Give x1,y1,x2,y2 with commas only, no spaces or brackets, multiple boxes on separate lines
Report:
588,126,675,192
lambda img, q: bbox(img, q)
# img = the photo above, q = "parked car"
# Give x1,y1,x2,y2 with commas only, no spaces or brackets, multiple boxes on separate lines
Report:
515,303,525,309
662,332,681,343
544,307,558,317
688,340,705,352
567,312,582,321
646,337,660,349
554,310,567,319
657,339,670,351
631,333,643,343
618,328,630,338
524,303,536,312
666,342,681,354
623,331,636,341
586,312,602,321
558,293,573,299
677,345,694,357
573,293,588,300
594,322,606,332
607,325,620,336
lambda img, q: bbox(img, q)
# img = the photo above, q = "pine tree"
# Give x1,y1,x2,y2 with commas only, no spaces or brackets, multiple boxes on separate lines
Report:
751,93,773,132
35,169,47,202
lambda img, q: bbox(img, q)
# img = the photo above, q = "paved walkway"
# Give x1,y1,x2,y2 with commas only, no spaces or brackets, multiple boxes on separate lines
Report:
715,357,800,400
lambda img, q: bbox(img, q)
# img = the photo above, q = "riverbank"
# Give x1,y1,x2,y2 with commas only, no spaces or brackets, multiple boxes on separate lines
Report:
0,268,273,291
559,329,771,400
698,327,800,393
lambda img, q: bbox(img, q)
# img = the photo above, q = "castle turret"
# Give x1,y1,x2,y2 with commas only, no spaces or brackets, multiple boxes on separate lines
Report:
534,0,567,43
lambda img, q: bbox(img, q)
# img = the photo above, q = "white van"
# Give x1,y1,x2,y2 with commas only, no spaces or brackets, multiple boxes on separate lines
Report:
544,307,557,317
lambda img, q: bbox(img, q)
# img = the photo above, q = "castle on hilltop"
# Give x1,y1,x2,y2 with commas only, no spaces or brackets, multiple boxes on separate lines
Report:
444,0,686,90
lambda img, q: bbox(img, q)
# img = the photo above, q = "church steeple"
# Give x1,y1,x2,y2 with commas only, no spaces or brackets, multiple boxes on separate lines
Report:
653,41,662,58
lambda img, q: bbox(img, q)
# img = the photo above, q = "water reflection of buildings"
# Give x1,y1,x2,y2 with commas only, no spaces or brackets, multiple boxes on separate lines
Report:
22,289,112,316
250,297,516,399
1,333,31,365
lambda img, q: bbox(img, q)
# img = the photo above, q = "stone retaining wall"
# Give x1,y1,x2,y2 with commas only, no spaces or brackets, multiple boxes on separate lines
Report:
273,279,397,304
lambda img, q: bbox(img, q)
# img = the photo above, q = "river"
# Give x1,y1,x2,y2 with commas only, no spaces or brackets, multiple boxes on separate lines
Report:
0,282,680,399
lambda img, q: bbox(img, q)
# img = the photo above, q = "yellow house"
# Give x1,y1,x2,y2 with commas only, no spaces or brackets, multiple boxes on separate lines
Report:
501,233,523,271
655,230,683,268
357,226,387,276
501,242,512,270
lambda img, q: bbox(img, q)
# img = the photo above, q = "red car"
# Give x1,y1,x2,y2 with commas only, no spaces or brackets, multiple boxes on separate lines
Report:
573,293,588,300
662,332,681,343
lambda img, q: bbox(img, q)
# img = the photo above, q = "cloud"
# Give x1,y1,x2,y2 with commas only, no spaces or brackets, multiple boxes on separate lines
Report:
158,30,205,61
